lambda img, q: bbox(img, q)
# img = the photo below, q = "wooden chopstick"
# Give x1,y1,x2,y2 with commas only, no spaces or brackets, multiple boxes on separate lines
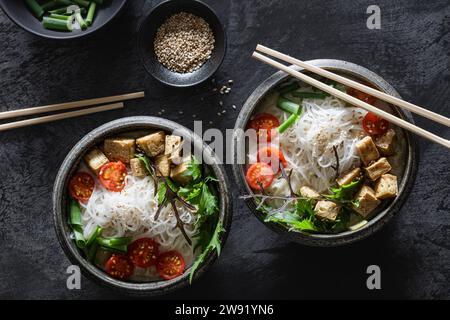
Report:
0,102,124,132
0,91,144,120
252,50,450,150
256,45,450,127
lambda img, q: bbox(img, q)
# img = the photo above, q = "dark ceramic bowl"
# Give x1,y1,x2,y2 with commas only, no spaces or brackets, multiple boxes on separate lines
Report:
0,0,127,40
53,117,232,295
137,0,226,87
233,59,418,247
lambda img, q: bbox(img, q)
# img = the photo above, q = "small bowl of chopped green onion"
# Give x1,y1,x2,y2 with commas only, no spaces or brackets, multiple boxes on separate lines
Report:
138,0,226,87
0,0,127,40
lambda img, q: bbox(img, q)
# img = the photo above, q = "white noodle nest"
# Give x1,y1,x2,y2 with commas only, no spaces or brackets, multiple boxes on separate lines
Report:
79,174,197,270
267,96,366,196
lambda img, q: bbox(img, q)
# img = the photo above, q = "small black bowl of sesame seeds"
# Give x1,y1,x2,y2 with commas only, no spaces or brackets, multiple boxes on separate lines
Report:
138,0,226,87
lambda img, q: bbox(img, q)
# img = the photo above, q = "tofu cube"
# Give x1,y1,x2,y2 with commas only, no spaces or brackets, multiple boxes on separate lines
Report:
155,154,171,177
336,167,361,186
375,174,398,199
364,157,392,181
299,186,320,200
375,129,396,156
130,158,148,177
136,131,165,157
353,186,380,217
103,138,135,163
314,200,341,221
170,162,191,186
165,135,183,164
83,148,109,175
356,136,380,166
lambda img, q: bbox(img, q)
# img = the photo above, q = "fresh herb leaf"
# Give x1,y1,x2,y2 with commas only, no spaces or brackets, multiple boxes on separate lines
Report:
295,198,315,219
157,183,166,205
189,220,224,283
325,179,361,202
265,211,317,232
136,154,155,176
198,183,218,217
184,156,202,182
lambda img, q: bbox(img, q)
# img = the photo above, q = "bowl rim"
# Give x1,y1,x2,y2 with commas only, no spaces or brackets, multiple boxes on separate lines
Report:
0,0,128,40
137,0,227,87
53,116,232,295
232,59,419,246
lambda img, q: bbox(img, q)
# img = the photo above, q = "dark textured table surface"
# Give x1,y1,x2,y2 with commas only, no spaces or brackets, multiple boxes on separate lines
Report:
0,0,449,300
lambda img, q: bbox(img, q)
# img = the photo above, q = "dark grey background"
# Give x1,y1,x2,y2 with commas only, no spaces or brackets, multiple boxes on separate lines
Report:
0,0,449,299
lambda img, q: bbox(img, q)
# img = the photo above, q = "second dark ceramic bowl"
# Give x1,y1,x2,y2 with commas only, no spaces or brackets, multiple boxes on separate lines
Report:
53,117,232,295
137,0,226,87
233,59,418,247
0,0,127,40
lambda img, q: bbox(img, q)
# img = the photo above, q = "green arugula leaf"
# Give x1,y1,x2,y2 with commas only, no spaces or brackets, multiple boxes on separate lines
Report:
189,220,224,283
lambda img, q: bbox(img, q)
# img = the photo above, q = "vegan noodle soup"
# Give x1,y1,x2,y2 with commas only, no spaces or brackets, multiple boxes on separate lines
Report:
241,75,408,235
66,129,224,283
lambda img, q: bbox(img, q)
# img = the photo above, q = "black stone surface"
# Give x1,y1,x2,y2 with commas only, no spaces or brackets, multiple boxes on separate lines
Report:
0,0,449,299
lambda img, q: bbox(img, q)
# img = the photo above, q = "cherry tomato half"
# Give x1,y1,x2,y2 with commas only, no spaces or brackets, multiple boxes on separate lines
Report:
105,254,134,280
257,145,287,173
362,112,390,135
99,161,127,192
245,162,275,191
69,172,95,203
156,251,185,280
127,238,159,268
347,87,377,105
248,113,280,143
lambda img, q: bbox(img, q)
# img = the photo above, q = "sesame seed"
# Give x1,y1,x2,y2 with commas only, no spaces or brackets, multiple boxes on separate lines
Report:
154,12,215,73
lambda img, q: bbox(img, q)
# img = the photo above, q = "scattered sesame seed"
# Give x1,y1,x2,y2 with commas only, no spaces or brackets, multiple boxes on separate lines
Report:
232,105,236,109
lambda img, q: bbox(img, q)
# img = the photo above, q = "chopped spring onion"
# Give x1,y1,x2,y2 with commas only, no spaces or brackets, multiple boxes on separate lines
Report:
96,237,133,253
85,226,102,247
49,13,71,20
278,112,299,133
25,0,44,19
277,97,300,114
68,200,86,248
71,0,90,7
41,1,59,11
74,11,87,30
86,2,97,26
291,91,329,99
278,82,299,95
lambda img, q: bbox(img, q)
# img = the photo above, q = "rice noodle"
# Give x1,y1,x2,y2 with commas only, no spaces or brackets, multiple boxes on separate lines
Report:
79,174,197,270
268,96,367,195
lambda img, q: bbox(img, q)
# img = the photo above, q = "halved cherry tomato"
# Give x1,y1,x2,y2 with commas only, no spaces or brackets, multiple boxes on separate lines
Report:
347,87,377,105
248,113,280,143
362,112,389,135
257,145,287,173
127,238,159,268
156,251,185,280
69,172,95,203
245,162,275,191
105,254,134,280
98,161,127,192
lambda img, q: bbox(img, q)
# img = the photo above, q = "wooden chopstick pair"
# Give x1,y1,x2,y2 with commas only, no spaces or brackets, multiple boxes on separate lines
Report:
0,91,145,132
253,44,450,150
